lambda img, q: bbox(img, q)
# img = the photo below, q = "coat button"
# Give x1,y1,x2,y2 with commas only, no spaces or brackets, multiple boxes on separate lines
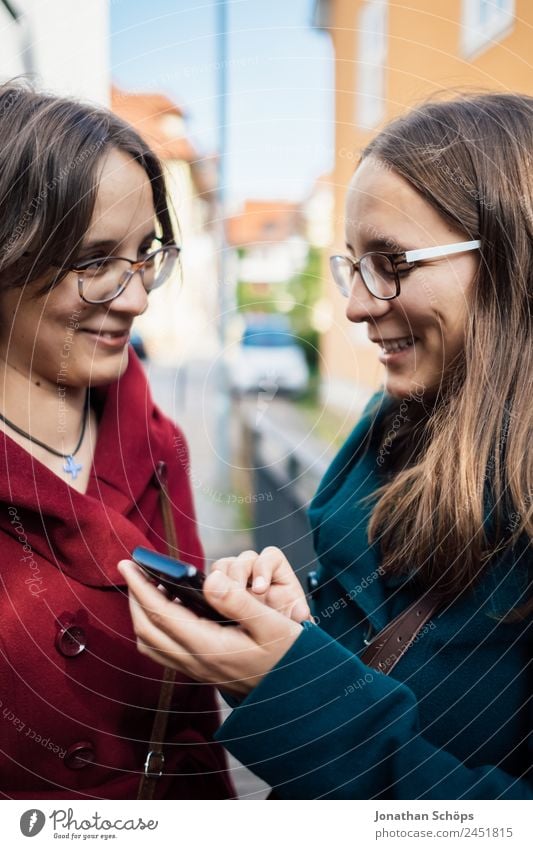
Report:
64,741,95,770
306,570,319,596
55,625,87,657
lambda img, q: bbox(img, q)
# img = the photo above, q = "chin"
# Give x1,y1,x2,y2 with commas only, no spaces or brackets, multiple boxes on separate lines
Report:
383,373,426,401
85,349,130,387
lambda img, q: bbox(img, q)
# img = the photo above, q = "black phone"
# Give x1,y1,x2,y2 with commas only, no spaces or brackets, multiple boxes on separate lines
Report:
131,546,237,626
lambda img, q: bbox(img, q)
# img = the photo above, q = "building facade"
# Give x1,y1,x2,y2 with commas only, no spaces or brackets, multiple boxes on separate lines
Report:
112,86,221,364
315,0,532,407
0,0,109,104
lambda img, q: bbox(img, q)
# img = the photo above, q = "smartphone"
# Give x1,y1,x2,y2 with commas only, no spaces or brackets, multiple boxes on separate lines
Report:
131,546,237,626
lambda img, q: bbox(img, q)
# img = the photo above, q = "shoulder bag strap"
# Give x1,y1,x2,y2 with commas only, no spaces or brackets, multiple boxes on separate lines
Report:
267,592,440,800
359,593,439,675
137,461,179,800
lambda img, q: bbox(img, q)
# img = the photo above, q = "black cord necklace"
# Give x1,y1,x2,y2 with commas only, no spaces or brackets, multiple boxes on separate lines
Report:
0,389,90,480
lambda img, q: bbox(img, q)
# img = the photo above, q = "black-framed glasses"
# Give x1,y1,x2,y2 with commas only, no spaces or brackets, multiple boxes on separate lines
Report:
330,239,481,301
67,238,181,304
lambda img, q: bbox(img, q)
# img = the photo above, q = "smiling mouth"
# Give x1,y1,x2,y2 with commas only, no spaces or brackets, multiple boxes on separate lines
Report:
81,329,130,338
372,336,419,354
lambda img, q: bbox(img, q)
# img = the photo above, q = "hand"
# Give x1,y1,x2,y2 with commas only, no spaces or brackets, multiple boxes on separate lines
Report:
211,547,312,623
117,561,304,697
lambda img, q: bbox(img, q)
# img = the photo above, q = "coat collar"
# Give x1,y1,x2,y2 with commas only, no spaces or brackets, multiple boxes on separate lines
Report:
0,354,165,587
308,391,396,631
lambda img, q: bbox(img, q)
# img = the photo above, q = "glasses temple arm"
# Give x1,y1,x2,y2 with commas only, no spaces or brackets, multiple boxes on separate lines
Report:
404,240,481,263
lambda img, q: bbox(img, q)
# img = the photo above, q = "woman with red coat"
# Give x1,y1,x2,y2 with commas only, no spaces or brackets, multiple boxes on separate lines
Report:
0,82,233,800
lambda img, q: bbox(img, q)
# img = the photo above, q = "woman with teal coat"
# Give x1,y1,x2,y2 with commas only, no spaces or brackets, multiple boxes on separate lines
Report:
120,93,532,799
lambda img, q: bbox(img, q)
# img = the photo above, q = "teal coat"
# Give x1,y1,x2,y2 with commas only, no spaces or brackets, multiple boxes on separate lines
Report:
215,393,532,799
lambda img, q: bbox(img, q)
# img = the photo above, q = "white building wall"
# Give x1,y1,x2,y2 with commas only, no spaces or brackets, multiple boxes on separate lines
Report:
136,159,221,364
0,0,109,105
0,4,25,80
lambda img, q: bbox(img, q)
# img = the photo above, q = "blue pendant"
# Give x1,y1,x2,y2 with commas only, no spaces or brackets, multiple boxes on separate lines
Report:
63,455,83,480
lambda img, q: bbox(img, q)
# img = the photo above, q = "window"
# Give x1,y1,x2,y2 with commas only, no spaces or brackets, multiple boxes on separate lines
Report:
461,0,515,57
356,0,388,130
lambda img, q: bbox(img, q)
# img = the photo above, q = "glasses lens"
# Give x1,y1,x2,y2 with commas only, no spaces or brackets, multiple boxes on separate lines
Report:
80,258,130,303
78,247,180,303
360,253,398,299
330,255,353,297
143,247,180,291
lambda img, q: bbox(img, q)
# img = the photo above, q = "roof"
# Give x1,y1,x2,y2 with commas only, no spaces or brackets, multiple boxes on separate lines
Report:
111,85,197,162
226,200,302,246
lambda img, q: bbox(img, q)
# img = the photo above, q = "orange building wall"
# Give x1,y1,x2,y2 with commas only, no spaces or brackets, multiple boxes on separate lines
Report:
323,0,533,396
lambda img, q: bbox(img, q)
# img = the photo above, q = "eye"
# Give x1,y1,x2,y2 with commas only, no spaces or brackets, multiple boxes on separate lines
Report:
138,239,159,259
394,260,416,277
73,247,108,264
79,256,111,274
370,254,397,278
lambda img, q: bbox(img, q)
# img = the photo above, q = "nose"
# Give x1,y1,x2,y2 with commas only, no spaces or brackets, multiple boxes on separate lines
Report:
345,273,392,324
108,269,149,317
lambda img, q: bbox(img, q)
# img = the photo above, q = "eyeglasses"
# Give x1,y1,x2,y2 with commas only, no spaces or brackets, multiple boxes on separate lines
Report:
330,239,481,301
67,238,181,304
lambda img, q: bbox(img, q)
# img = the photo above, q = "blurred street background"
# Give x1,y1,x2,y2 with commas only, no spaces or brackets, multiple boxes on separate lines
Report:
2,0,530,798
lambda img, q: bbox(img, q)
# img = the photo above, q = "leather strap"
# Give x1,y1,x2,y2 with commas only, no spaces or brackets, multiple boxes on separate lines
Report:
268,593,440,800
267,593,439,800
359,593,439,675
137,461,179,800
155,460,180,558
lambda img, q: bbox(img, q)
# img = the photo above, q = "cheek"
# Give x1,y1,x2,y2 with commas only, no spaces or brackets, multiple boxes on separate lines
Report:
407,269,471,334
38,298,90,339
427,260,475,321
391,291,432,332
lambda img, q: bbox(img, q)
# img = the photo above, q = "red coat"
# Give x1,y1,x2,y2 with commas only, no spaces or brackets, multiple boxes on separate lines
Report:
0,354,234,799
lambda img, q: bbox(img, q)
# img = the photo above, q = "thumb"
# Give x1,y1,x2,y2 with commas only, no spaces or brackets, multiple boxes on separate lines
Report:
204,570,294,644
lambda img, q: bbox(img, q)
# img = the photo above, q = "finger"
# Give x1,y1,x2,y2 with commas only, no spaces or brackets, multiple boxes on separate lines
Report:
227,550,258,588
133,614,192,669
203,570,301,646
119,560,217,654
129,602,236,688
119,561,251,659
248,548,279,593
263,585,311,621
256,546,296,582
210,557,236,576
255,547,306,601
124,580,196,671
120,562,263,691
290,598,312,623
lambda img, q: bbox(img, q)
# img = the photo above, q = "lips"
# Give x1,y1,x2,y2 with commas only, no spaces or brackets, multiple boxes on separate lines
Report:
369,334,419,354
381,337,416,354
81,328,131,337
79,327,131,350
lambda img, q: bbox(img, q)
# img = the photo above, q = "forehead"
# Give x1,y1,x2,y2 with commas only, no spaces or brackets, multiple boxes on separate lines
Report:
86,148,155,243
345,157,452,249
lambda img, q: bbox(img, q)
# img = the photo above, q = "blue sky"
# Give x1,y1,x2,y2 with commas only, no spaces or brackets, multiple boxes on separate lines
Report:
110,0,334,203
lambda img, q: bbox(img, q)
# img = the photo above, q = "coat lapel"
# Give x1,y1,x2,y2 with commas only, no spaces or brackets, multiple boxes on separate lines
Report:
0,355,163,588
308,391,394,632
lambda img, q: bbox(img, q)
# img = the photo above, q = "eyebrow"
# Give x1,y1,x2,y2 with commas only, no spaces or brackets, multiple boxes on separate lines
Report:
346,236,409,254
81,229,157,252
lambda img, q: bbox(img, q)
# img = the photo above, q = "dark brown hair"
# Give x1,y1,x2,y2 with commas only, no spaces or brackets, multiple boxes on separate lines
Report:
361,93,532,617
0,79,175,291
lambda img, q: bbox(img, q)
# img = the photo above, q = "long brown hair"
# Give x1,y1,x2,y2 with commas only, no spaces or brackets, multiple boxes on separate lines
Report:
361,94,532,617
0,79,175,292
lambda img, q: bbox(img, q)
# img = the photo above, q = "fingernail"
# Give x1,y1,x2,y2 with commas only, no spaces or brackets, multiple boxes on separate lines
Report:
252,576,267,592
292,600,311,622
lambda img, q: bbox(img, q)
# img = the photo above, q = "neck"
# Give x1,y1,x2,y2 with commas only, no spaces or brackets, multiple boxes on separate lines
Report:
0,360,88,453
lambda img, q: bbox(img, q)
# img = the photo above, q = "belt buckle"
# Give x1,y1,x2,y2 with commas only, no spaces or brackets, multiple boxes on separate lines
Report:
144,750,165,778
